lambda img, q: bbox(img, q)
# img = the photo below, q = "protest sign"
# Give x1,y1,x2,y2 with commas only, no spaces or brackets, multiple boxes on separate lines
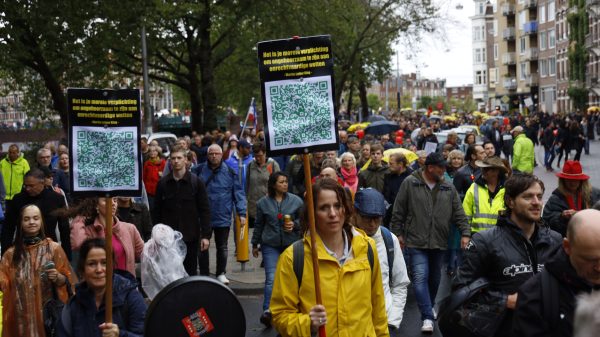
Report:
257,35,338,156
67,88,142,197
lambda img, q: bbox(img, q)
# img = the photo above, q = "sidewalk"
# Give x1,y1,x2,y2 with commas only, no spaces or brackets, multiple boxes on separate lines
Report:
205,227,265,295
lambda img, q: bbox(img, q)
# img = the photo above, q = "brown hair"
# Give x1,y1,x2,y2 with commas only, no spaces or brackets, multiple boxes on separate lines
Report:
503,173,545,215
302,179,354,236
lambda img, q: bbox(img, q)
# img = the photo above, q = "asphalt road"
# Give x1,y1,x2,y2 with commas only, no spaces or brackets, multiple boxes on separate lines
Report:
240,140,600,336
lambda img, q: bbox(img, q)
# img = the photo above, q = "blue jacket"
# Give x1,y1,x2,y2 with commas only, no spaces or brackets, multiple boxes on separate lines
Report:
57,271,147,337
192,161,246,228
224,152,253,189
251,193,304,248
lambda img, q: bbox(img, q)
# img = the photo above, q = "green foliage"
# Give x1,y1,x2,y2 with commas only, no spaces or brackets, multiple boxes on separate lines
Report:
419,96,433,109
568,86,588,112
367,94,381,111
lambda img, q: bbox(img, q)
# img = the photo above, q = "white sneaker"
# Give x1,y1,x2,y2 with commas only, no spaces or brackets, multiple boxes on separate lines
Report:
217,274,230,285
421,319,434,333
432,308,437,320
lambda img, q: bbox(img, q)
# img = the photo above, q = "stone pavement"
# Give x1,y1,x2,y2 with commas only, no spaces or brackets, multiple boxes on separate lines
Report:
211,139,600,296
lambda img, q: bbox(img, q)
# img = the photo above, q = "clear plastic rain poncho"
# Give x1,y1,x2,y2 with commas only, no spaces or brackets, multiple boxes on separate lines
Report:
141,224,188,299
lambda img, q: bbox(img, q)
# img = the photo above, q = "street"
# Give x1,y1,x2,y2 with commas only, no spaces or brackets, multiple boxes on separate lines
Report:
237,140,600,337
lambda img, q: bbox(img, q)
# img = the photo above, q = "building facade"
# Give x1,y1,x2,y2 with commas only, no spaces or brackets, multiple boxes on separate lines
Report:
587,0,600,106
472,0,493,108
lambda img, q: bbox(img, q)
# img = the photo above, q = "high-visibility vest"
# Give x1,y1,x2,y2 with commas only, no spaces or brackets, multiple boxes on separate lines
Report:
463,183,505,233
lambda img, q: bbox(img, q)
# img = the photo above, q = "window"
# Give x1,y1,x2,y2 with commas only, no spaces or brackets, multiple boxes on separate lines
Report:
490,67,497,83
519,11,527,30
520,62,528,80
520,37,527,54
494,44,499,60
549,29,556,48
539,5,546,24
540,31,547,50
475,70,487,85
475,48,481,63
548,1,555,21
494,20,498,36
549,57,556,76
540,59,548,77
482,47,486,63
479,2,485,15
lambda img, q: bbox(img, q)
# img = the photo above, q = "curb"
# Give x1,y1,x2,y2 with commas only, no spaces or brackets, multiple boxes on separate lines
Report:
229,280,264,296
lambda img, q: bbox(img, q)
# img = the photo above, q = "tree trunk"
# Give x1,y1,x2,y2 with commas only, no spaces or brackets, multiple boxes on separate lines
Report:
358,80,369,121
36,62,68,134
346,85,354,118
198,4,218,132
190,84,203,133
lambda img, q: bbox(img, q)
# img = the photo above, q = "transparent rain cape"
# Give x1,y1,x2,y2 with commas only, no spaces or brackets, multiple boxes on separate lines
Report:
141,224,188,299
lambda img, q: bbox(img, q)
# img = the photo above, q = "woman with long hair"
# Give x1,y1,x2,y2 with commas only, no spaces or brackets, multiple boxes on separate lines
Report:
251,171,303,327
0,204,76,337
543,160,600,237
270,179,389,337
57,238,146,337
67,197,144,277
143,145,166,209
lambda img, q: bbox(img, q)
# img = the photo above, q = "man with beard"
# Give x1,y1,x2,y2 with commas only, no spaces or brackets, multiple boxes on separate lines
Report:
513,209,600,337
391,152,470,333
453,173,562,337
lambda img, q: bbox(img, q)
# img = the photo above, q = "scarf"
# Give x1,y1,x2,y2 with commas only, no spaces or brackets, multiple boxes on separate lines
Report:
566,192,583,211
24,235,43,246
340,166,358,192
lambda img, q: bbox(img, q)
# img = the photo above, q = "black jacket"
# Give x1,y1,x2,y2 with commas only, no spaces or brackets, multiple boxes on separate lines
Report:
382,170,410,228
454,216,562,336
452,163,481,200
513,248,598,337
542,188,600,237
152,171,211,242
1,187,70,258
117,202,153,241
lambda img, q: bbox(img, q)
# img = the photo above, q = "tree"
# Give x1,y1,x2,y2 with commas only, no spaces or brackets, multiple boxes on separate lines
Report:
0,1,112,133
367,93,381,111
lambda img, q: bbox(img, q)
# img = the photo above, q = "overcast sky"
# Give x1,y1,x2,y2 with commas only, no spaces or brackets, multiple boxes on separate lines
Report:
394,0,475,87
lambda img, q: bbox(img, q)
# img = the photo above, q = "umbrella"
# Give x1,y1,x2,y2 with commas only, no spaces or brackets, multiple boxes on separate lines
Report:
347,122,370,132
367,114,387,122
400,107,412,112
429,115,442,121
588,106,600,113
364,120,400,135
383,148,418,163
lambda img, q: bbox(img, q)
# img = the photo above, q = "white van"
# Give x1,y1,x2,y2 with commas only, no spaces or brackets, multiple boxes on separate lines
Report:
142,132,177,158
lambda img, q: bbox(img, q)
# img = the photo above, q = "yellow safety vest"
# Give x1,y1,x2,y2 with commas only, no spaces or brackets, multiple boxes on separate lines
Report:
463,183,505,233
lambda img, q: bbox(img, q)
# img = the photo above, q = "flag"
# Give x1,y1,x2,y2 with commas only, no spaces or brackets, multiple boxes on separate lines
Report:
247,98,257,130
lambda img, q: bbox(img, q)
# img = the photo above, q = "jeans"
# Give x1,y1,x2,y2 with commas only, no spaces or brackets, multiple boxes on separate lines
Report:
199,227,230,276
183,240,199,276
261,244,284,311
544,147,555,169
406,247,445,321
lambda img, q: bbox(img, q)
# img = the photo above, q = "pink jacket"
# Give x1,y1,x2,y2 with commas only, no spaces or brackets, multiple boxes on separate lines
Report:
70,215,144,276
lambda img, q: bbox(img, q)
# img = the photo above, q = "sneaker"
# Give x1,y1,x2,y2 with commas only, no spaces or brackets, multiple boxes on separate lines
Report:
421,319,434,333
260,310,272,328
217,274,230,285
432,308,438,320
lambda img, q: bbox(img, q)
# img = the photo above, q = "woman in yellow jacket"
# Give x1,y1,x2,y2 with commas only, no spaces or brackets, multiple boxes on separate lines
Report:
462,156,508,233
270,178,389,337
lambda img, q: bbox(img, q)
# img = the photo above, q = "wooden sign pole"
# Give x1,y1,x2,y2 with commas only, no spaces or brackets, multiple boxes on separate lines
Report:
302,153,326,337
105,196,114,323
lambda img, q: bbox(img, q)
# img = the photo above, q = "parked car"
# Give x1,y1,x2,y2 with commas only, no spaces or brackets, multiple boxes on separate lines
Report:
142,132,177,157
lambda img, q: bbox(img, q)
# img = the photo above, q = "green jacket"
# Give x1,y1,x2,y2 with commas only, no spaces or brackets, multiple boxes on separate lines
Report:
512,134,534,173
390,169,470,249
358,162,389,193
0,154,30,200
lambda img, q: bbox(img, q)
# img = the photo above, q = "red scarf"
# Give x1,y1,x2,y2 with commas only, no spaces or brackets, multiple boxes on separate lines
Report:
566,192,583,211
340,166,358,192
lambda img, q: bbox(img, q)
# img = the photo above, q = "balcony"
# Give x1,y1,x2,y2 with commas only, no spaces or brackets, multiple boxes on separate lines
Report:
502,52,517,65
502,3,515,16
524,0,538,9
586,34,594,49
587,77,599,89
504,78,517,90
523,21,538,35
587,0,600,6
526,73,539,87
523,48,539,61
503,27,516,40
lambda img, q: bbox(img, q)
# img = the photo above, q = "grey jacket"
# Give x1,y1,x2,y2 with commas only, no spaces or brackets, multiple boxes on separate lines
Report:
245,158,280,219
390,169,470,249
251,193,304,249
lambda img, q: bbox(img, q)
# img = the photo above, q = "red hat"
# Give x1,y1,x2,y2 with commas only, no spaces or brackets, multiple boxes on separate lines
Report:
556,161,589,180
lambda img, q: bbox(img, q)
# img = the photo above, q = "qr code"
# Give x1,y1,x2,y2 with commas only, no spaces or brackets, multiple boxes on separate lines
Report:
76,130,136,188
267,76,334,147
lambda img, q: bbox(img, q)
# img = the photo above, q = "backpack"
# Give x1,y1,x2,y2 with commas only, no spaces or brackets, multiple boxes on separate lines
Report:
291,238,374,287
379,226,395,288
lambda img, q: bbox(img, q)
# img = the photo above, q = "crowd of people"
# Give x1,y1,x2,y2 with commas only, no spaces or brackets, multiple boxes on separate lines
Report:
0,107,599,336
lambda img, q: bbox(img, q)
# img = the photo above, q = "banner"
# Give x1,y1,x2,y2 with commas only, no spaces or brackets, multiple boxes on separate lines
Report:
257,35,338,156
67,88,142,197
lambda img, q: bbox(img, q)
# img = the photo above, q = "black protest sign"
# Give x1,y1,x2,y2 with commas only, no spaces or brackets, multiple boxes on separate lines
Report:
67,88,142,197
257,35,339,156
